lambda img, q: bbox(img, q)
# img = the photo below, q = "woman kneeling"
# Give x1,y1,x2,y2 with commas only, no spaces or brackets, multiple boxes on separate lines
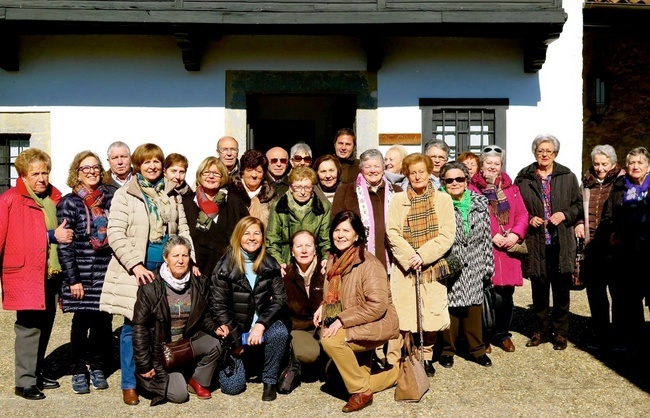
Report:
132,235,223,405
315,211,400,413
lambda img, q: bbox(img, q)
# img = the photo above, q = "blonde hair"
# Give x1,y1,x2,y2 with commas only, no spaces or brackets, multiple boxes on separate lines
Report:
15,148,51,177
194,156,229,189
402,153,433,177
66,150,105,188
288,166,317,185
229,216,267,274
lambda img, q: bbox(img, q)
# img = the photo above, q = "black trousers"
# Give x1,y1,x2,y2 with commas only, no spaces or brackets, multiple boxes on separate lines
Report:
14,277,60,387
530,244,571,337
492,285,515,343
585,267,612,341
70,311,114,374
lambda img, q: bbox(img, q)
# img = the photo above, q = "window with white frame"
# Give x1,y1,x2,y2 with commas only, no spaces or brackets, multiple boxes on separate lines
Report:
420,99,508,160
0,134,30,194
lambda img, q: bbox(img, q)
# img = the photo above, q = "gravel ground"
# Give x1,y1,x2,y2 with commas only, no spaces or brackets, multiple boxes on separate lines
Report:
0,280,649,417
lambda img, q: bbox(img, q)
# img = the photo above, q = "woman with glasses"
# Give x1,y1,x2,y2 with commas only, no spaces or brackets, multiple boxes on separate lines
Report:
266,166,331,276
100,143,193,405
438,161,494,368
313,154,342,204
57,151,114,394
229,149,278,227
289,142,313,168
386,153,455,377
470,145,529,353
514,135,581,351
182,156,249,278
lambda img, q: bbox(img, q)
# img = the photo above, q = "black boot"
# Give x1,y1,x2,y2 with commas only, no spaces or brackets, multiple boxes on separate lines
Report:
423,360,436,377
262,383,277,401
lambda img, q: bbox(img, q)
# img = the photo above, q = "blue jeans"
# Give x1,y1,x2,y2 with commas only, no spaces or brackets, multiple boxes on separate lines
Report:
121,259,163,390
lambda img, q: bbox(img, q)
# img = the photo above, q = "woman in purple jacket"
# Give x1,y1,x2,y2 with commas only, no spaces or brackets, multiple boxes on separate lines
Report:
471,145,528,352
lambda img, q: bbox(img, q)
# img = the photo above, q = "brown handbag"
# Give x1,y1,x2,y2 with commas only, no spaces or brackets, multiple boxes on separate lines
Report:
162,338,194,371
394,332,429,402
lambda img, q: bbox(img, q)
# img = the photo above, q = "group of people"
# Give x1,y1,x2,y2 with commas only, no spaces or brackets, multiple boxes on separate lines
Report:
0,128,648,413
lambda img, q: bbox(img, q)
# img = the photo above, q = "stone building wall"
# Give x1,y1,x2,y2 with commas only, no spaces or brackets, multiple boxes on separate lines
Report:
583,28,650,173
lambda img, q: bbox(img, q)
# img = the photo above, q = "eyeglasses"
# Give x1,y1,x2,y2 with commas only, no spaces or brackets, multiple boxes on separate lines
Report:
78,165,101,174
443,177,467,185
201,171,223,178
217,147,238,155
291,185,313,192
270,158,288,165
536,150,556,156
483,145,503,154
292,155,312,164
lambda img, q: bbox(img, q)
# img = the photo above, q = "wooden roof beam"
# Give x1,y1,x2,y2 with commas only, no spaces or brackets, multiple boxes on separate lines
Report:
174,27,206,72
0,26,19,72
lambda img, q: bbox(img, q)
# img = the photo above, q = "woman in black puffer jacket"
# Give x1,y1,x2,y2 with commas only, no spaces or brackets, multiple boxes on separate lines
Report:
57,151,114,394
210,216,289,402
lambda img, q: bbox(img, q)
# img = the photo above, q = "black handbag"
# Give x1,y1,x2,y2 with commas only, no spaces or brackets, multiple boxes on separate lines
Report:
482,286,498,335
277,344,301,394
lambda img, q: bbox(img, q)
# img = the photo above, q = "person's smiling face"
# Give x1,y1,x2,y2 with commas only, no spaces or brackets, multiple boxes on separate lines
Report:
333,219,359,252
317,160,338,188
240,223,263,253
140,158,163,182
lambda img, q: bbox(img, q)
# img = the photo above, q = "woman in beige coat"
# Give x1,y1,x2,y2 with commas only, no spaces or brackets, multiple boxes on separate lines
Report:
99,143,192,406
386,153,455,377
315,210,400,413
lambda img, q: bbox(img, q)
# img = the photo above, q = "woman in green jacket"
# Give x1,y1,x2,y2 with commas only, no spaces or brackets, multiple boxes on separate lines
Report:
266,166,331,276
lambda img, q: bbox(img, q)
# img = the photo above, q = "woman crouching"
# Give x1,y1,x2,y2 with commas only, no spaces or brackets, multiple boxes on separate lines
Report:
315,210,400,413
132,235,223,405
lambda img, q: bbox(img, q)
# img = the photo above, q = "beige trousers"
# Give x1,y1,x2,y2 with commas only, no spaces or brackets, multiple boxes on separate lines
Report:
321,328,399,394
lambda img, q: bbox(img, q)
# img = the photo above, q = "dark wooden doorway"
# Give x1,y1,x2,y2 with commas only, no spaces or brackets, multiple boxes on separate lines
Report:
246,93,356,158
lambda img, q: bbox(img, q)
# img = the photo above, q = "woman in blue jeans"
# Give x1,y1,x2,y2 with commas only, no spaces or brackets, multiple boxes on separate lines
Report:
210,216,289,401
100,143,193,405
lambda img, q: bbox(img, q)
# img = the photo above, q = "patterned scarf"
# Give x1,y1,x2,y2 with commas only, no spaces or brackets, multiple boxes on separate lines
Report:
481,174,510,225
195,186,227,230
536,171,553,245
354,173,394,266
73,183,109,250
287,192,312,221
23,180,61,277
137,174,171,243
323,245,358,326
404,181,440,283
623,174,650,203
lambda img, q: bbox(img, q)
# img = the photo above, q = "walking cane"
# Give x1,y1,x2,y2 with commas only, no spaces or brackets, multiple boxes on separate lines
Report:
415,269,425,364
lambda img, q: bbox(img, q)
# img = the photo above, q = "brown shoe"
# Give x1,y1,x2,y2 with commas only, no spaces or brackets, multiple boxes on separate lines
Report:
526,332,548,347
122,389,139,405
553,335,568,350
497,338,516,352
342,389,373,413
485,344,492,354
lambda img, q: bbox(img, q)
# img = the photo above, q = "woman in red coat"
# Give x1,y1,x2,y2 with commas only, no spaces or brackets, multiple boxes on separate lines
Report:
0,148,73,400
471,145,528,353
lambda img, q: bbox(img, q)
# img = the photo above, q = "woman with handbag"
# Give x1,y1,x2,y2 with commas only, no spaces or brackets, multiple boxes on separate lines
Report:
574,145,623,350
57,151,114,394
386,153,456,377
470,145,529,353
210,216,290,402
132,235,223,405
314,210,400,413
438,161,494,368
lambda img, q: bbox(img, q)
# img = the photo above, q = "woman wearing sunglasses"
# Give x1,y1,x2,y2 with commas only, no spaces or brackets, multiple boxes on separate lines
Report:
514,135,581,351
470,145,529,353
438,161,494,368
266,166,331,277
289,142,313,168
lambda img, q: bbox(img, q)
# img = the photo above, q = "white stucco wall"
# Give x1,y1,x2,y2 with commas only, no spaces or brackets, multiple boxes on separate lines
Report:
0,3,582,190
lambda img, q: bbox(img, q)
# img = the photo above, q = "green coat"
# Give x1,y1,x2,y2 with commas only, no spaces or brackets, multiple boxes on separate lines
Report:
266,193,331,265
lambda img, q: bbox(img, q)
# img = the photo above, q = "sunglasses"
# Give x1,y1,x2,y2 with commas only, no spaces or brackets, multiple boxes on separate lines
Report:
443,177,467,185
483,145,503,154
292,155,312,164
270,158,288,165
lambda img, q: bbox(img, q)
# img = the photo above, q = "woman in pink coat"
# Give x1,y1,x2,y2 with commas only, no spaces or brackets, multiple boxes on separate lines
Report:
471,145,528,353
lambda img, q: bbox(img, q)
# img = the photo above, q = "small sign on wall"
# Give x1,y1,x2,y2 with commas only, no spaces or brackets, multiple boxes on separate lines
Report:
379,133,421,145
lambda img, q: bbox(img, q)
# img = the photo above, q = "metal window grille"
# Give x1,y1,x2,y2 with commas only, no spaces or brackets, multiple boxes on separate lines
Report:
0,135,30,194
431,110,495,160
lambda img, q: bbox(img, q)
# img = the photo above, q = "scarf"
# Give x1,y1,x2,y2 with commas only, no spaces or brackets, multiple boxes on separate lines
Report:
323,245,358,326
623,174,650,203
480,173,510,225
160,262,191,292
354,173,394,267
195,186,227,230
287,192,312,221
174,181,190,196
73,183,109,250
451,189,472,235
23,180,61,277
404,181,440,283
137,174,171,243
